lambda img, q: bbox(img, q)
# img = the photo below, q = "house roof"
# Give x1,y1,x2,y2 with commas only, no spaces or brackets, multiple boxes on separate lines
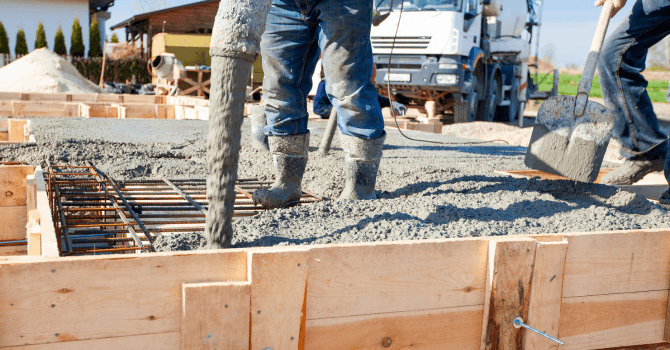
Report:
110,0,218,30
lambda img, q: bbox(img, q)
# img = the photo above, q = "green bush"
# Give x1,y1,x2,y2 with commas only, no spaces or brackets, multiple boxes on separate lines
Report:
54,25,67,56
15,29,28,56
0,22,9,55
70,18,85,57
88,18,102,58
71,57,152,85
35,22,48,49
110,33,119,43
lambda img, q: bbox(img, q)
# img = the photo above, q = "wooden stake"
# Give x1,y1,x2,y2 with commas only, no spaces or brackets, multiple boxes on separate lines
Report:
99,42,107,89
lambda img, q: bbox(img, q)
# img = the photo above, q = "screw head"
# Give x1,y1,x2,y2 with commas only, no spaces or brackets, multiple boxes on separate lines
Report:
382,337,392,347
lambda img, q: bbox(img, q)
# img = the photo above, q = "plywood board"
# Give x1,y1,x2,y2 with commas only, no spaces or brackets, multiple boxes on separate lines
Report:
0,165,34,206
251,250,309,350
124,104,157,119
305,305,483,350
0,206,27,241
0,250,248,347
559,290,667,350
3,332,180,350
524,241,568,350
562,230,670,298
0,245,27,256
181,282,250,350
7,120,27,142
34,167,58,258
306,239,489,320
480,238,537,350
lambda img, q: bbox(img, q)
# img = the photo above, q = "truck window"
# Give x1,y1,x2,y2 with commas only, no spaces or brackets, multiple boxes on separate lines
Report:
376,0,463,12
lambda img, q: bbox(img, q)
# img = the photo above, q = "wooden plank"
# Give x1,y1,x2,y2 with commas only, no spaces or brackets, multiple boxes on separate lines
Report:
0,245,27,256
306,239,489,320
2,332,180,350
559,290,667,350
0,92,21,100
0,250,248,347
7,120,27,142
523,241,568,350
124,104,157,119
156,105,168,119
480,238,537,350
596,343,670,350
0,206,27,241
105,106,119,119
305,305,483,350
13,102,69,117
167,105,176,119
562,230,670,298
27,210,41,256
181,282,250,350
11,101,23,117
25,175,36,215
0,165,34,206
34,167,58,257
251,249,309,350
69,94,98,103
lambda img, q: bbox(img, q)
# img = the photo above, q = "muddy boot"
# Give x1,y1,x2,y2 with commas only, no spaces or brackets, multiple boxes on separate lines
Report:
252,133,309,209
600,156,664,185
661,190,670,206
338,133,385,200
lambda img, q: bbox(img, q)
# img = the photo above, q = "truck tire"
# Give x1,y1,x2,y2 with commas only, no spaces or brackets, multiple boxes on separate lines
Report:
477,75,501,122
454,92,476,123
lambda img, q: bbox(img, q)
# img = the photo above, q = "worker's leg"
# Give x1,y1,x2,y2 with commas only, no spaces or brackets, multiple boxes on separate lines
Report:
253,0,320,209
261,0,320,136
316,0,385,140
598,0,670,185
315,0,386,200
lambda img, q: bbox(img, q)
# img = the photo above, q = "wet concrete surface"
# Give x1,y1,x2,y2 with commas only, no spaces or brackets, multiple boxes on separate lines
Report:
1,116,668,249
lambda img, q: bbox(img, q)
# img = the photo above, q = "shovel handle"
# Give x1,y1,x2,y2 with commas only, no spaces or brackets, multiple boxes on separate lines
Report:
575,0,614,116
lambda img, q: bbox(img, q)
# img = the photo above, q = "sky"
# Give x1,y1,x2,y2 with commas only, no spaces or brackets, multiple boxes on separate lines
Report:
105,0,636,68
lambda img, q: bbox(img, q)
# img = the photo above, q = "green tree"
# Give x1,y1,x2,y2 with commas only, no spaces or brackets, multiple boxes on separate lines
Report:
15,29,28,56
0,22,9,55
88,18,102,58
54,25,67,56
70,18,85,57
35,22,48,49
110,33,119,43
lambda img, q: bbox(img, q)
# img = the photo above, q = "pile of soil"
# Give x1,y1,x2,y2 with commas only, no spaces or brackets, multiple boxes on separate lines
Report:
0,48,101,94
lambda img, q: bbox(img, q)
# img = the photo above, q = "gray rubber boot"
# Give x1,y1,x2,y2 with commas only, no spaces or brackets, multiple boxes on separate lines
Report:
600,157,664,185
338,133,385,201
252,133,309,209
661,190,670,206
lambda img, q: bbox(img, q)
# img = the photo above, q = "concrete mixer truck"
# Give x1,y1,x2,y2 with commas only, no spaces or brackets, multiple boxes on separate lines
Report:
371,0,556,124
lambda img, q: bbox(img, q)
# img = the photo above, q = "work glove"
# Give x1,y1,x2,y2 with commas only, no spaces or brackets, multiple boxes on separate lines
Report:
594,0,626,17
392,101,407,115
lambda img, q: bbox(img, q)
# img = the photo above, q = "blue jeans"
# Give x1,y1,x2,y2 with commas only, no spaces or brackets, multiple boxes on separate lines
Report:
260,0,385,139
598,0,670,180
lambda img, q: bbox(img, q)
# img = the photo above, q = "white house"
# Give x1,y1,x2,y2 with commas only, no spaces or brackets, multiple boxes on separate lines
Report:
0,0,114,57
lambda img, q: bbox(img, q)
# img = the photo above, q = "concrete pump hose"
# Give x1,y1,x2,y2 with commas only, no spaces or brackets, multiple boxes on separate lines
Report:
206,0,272,249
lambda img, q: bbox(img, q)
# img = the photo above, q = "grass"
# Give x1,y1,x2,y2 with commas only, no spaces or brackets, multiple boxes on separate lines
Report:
536,73,668,103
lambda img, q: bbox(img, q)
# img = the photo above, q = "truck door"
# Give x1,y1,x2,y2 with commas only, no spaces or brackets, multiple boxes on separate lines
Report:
462,0,480,54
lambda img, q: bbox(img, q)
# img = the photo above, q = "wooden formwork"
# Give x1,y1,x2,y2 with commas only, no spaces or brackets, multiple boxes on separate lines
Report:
0,92,210,120
1,222,670,349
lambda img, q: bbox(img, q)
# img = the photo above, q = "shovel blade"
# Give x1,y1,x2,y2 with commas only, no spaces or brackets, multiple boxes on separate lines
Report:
524,95,614,182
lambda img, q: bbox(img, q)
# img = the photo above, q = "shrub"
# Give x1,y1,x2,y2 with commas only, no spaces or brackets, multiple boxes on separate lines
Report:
110,33,119,43
70,18,85,57
71,57,152,85
35,22,48,49
15,29,28,56
88,18,102,58
54,25,67,56
0,22,9,55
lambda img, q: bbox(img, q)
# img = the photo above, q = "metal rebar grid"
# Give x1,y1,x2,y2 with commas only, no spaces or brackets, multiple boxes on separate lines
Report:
44,164,323,256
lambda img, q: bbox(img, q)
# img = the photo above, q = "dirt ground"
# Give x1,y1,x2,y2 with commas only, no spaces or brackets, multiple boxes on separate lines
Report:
1,116,668,249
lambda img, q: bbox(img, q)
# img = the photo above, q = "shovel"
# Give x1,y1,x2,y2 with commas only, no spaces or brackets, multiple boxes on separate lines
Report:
524,0,615,183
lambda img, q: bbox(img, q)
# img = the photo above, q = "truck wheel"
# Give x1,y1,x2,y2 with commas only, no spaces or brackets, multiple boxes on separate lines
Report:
454,92,476,123
477,76,501,122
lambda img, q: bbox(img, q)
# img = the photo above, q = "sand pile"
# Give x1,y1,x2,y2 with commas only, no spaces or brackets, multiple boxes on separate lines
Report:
0,48,101,94
441,121,625,163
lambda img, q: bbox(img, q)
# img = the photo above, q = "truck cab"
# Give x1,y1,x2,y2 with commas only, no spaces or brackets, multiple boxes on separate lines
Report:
372,0,541,123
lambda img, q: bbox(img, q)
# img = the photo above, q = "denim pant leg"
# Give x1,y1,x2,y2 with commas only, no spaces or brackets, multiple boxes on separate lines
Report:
261,0,321,136
315,0,385,140
598,0,670,159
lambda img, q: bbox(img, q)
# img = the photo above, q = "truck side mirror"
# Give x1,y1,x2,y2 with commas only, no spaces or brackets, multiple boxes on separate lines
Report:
482,0,491,4
464,12,478,20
